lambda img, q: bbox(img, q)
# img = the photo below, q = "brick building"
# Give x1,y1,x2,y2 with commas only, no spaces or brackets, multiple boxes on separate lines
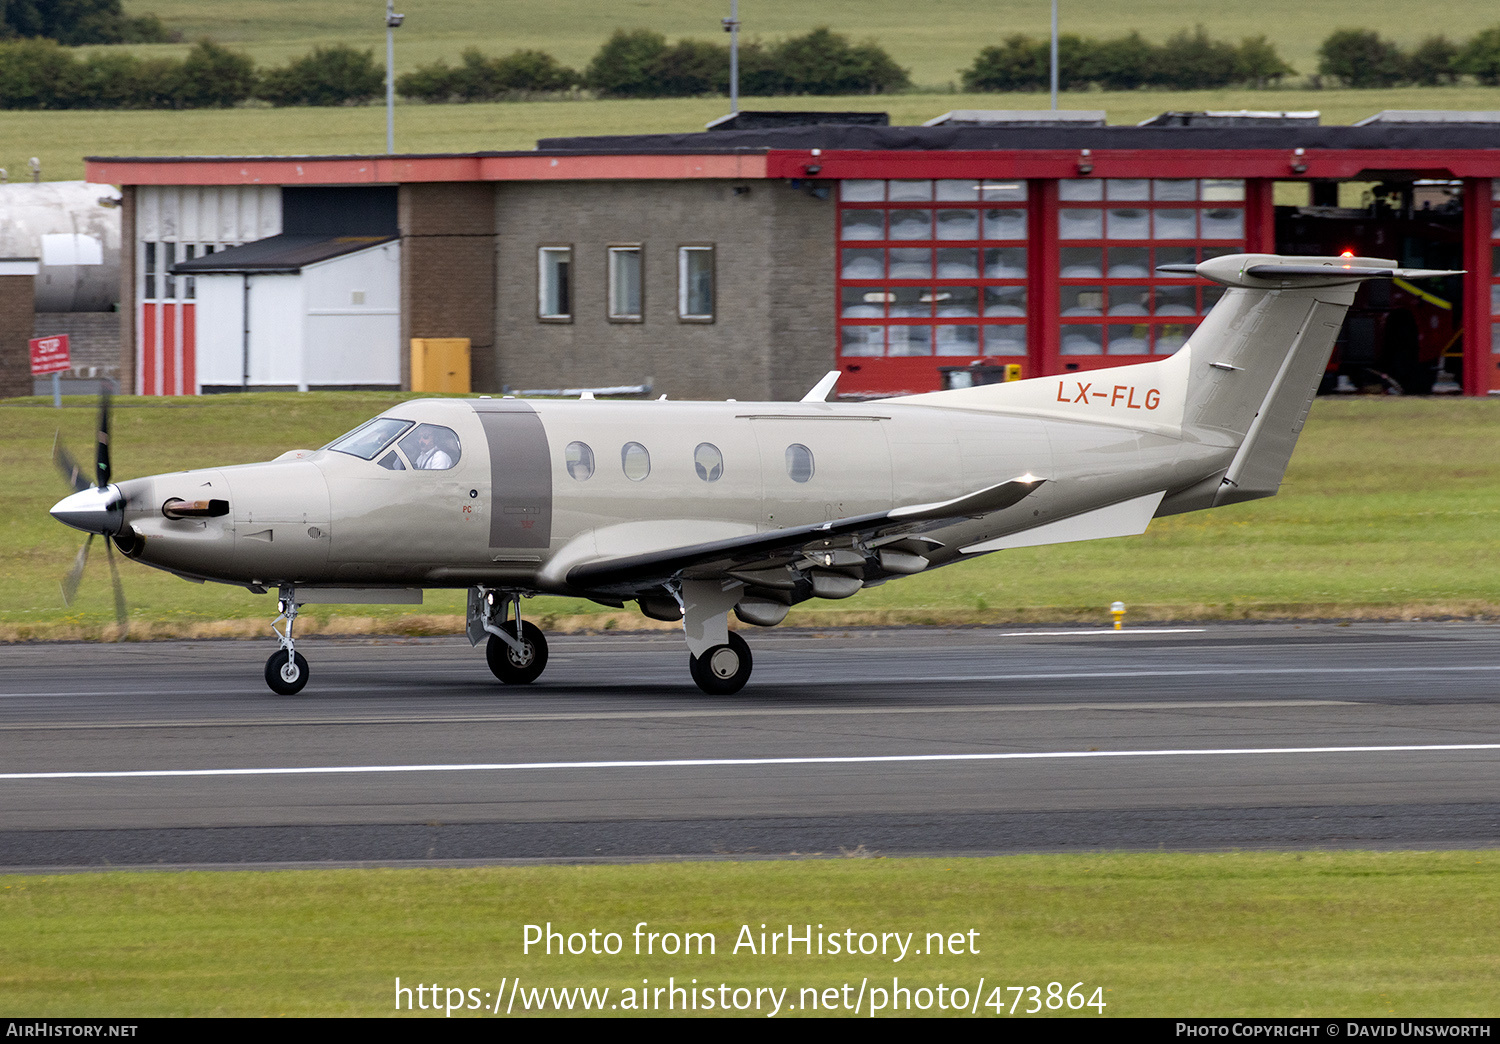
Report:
86,111,1500,399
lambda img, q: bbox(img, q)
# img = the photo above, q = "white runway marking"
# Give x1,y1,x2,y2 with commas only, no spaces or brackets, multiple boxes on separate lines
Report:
4,743,1498,781
1000,628,1207,636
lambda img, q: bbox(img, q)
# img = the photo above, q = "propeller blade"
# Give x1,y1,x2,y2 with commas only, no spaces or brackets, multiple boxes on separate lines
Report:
52,433,89,493
104,538,128,635
61,534,94,606
95,384,111,489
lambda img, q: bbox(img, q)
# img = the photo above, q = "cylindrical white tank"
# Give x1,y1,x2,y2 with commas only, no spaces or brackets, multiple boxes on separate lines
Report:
0,181,122,311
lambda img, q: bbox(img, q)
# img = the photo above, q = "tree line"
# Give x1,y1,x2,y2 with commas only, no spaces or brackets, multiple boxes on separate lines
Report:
1,0,174,45
962,25,1500,91
962,28,1295,91
397,27,911,101
0,38,383,108
0,26,910,109
5,24,1500,111
1316,29,1500,87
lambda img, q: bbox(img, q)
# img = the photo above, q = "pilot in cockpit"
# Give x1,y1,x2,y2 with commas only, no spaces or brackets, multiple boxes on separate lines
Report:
402,424,460,470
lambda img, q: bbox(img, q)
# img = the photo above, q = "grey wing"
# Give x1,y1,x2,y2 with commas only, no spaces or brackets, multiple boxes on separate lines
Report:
565,476,1046,601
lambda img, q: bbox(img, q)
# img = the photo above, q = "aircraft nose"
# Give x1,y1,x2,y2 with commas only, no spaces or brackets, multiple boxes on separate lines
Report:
50,485,124,536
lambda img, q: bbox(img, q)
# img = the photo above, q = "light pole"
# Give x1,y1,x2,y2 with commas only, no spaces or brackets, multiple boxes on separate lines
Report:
385,0,404,154
721,0,740,115
1049,0,1058,111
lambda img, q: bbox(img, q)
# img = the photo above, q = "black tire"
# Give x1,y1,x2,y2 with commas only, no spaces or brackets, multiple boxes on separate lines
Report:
486,621,549,684
689,631,753,695
265,650,309,696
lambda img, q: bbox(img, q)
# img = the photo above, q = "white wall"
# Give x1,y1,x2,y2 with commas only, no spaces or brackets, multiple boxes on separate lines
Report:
193,241,401,391
194,274,242,388
301,241,401,387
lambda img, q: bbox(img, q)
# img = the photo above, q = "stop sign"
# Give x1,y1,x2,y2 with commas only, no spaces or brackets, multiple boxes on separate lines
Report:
29,334,70,376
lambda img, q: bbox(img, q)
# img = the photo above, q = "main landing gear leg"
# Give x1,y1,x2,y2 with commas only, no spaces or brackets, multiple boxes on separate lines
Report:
265,585,309,695
676,579,752,695
472,587,549,684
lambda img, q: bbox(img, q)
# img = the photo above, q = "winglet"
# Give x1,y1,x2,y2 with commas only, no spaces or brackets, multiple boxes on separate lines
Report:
800,371,840,403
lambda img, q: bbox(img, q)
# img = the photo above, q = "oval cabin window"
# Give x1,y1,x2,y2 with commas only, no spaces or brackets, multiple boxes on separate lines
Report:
786,444,814,483
621,442,651,482
566,441,595,480
694,443,724,482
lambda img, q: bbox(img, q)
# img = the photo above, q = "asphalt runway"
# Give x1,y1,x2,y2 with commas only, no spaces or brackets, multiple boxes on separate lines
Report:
2,622,1498,869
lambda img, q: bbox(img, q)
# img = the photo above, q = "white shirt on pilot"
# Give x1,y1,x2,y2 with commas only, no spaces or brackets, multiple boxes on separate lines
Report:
415,447,452,470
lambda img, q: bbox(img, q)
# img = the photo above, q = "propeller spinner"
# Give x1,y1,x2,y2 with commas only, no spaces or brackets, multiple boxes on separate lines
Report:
49,388,129,631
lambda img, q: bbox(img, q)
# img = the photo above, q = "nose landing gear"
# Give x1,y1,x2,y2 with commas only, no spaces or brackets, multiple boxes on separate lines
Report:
265,590,309,695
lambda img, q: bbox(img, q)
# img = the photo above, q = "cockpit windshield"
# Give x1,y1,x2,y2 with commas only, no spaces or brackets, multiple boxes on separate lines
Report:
326,418,414,460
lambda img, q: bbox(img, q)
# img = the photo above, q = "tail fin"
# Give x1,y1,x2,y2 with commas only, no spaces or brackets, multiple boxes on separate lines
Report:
896,253,1459,511
1175,254,1459,506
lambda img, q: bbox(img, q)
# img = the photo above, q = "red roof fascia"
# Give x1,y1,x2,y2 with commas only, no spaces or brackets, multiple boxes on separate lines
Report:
87,153,769,185
476,153,768,180
87,148,1500,187
764,149,1500,180
86,156,477,185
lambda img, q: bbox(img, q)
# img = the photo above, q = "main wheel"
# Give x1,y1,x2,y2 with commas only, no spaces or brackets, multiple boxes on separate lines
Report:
689,631,753,695
486,621,549,684
265,650,309,695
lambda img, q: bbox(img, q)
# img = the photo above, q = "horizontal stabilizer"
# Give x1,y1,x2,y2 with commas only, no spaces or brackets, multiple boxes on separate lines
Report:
1160,254,1462,288
1243,263,1463,281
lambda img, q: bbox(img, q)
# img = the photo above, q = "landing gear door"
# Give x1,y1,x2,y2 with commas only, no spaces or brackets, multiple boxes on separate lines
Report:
466,587,486,647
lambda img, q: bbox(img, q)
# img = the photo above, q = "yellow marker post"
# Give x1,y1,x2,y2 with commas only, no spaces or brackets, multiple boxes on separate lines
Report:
1110,601,1125,630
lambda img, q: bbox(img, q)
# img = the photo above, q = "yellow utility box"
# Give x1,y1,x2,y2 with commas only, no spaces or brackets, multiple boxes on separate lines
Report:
410,338,471,393
1003,363,1023,382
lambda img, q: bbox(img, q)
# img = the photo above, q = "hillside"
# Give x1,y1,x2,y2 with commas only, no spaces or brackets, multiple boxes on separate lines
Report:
116,0,1500,87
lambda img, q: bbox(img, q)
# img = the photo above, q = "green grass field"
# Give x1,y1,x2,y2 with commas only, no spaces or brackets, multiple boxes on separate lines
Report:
5,395,1500,640
3,852,1498,1016
1,0,1495,180
11,84,1500,183
108,0,1500,87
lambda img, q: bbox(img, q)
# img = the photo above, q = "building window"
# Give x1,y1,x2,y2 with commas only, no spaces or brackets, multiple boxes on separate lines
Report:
837,179,1028,360
1057,178,1245,357
539,246,571,321
161,242,176,300
608,245,643,321
678,245,714,321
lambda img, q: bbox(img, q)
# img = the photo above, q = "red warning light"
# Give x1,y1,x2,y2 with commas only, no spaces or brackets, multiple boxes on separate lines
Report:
1339,250,1355,257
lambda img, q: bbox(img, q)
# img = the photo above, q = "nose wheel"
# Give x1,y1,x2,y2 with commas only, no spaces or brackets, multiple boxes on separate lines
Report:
689,631,752,695
265,649,309,696
263,588,310,695
486,620,549,684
